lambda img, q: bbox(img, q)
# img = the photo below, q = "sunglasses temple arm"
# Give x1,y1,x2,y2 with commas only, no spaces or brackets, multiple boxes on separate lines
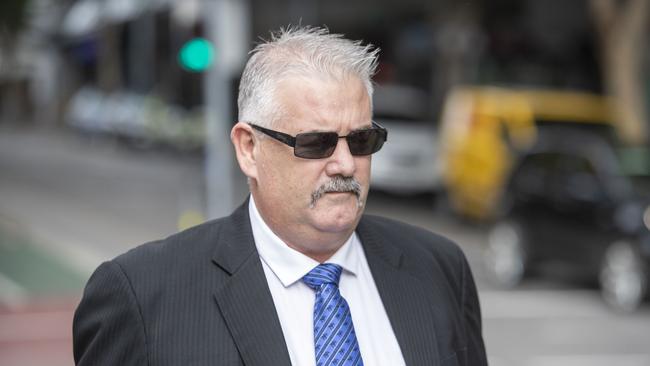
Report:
251,124,297,147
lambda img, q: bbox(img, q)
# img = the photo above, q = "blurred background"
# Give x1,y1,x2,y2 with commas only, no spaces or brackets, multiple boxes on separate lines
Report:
1,0,650,365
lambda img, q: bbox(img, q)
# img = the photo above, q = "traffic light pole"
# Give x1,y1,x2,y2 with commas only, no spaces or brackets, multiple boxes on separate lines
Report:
203,0,250,219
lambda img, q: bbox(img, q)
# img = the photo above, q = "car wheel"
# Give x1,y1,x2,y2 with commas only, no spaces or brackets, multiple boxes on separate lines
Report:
484,220,527,288
599,240,647,312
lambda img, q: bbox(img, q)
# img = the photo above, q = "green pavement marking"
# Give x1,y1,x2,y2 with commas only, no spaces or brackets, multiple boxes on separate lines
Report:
0,226,87,296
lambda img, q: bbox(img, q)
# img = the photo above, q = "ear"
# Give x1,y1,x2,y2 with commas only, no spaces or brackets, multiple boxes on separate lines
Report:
231,122,259,181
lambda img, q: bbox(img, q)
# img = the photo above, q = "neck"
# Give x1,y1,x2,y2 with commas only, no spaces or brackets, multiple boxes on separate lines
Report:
251,195,356,263
283,231,352,263
265,213,354,263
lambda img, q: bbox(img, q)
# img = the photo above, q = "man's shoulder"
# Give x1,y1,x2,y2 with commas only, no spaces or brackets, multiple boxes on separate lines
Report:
358,214,471,297
359,214,462,259
111,215,230,275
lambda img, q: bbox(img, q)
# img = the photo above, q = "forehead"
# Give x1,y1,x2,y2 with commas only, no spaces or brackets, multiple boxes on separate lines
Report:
273,75,371,132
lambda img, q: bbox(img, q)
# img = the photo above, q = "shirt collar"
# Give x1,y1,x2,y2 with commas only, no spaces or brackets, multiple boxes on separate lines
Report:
248,195,361,287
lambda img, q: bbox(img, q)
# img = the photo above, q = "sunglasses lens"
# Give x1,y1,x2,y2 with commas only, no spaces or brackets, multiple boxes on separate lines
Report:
291,127,387,158
295,132,338,158
348,129,386,155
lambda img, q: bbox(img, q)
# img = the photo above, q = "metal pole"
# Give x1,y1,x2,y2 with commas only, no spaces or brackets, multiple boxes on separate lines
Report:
203,0,250,219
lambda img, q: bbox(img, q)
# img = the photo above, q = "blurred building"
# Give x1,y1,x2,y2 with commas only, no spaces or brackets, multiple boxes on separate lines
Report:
1,0,648,149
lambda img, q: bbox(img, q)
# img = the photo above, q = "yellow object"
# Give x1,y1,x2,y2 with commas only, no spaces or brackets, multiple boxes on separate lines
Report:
439,86,613,220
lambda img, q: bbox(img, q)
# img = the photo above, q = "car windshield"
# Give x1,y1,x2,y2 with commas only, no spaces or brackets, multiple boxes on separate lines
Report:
530,128,636,201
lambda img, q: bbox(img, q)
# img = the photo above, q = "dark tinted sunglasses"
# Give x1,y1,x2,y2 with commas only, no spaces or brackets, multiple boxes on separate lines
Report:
248,121,388,159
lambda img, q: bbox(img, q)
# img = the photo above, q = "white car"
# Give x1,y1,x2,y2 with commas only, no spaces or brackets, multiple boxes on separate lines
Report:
370,85,441,194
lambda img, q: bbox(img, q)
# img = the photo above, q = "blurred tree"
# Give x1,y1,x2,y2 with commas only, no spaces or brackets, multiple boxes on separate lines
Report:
0,0,30,69
590,0,649,145
0,0,29,36
430,3,484,118
0,0,31,122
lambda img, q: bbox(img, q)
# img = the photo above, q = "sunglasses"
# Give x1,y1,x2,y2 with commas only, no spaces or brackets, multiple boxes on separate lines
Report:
248,121,388,159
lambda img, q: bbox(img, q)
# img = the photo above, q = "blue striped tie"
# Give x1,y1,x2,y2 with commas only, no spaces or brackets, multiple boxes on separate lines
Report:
302,263,364,366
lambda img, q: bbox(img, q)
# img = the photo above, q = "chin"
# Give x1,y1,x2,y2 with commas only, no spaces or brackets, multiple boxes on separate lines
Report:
313,218,357,234
311,201,363,233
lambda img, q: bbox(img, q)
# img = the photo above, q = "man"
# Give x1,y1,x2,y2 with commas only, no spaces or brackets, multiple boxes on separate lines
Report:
73,27,487,366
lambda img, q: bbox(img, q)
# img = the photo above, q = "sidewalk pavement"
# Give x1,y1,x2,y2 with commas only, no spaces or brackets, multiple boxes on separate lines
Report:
0,221,82,366
0,125,207,366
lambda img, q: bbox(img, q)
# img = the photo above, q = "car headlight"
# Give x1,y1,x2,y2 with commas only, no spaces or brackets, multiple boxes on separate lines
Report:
643,205,650,231
616,202,645,233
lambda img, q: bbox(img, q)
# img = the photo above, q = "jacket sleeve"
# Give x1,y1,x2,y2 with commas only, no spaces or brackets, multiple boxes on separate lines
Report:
73,260,148,365
459,251,488,366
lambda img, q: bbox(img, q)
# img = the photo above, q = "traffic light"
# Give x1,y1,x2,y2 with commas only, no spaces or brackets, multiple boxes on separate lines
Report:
178,38,215,72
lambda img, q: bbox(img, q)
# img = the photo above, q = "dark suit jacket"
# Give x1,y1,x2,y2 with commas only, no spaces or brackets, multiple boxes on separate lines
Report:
73,201,487,366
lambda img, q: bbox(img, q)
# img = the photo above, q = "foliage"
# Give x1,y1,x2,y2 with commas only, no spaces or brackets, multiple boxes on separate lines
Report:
0,0,30,37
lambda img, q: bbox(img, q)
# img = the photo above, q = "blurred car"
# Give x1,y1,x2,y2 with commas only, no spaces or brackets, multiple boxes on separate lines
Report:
484,127,650,311
438,86,612,220
370,84,441,194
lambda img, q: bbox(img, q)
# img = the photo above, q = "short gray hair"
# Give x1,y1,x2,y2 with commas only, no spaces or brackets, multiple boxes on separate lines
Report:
238,26,379,128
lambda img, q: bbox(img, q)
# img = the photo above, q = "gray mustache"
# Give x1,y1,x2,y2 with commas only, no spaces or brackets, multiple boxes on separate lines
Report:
310,176,362,208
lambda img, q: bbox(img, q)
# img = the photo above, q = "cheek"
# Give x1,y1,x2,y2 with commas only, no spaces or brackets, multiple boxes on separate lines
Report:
356,158,372,181
261,159,321,199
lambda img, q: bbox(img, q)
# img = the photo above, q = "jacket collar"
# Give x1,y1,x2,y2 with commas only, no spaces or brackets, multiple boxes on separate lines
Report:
211,199,293,366
357,217,441,366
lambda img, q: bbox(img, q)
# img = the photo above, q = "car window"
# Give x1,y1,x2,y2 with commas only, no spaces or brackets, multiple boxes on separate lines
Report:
511,152,557,198
512,151,608,204
553,154,607,204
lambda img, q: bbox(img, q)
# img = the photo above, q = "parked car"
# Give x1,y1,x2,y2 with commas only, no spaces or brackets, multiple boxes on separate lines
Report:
370,84,440,194
438,86,612,220
484,127,650,311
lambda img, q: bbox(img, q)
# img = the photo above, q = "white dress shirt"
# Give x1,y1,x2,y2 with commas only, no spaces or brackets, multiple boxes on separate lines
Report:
249,197,406,366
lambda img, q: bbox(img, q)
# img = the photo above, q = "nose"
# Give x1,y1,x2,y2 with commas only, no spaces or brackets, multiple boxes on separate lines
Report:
325,137,356,177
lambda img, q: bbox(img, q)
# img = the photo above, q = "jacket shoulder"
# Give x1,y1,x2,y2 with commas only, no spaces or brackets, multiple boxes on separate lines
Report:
360,214,464,260
113,216,228,272
74,212,249,365
358,214,470,298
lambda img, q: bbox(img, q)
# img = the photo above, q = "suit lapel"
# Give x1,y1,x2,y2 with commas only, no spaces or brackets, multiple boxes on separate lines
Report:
357,218,441,366
211,201,292,366
210,203,442,365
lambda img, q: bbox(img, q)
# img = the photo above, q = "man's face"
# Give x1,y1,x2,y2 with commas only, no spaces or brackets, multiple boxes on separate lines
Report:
252,75,372,255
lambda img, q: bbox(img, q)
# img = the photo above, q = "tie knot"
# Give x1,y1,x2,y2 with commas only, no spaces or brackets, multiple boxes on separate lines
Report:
302,263,342,290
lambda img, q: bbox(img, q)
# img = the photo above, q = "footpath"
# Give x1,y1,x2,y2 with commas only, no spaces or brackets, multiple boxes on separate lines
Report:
0,221,85,366
0,125,207,366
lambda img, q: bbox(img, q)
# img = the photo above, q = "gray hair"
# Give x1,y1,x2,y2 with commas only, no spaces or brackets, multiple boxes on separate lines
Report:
238,26,379,128
310,175,363,208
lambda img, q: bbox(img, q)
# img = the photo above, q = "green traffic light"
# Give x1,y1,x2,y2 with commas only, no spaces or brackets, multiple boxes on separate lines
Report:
178,38,215,72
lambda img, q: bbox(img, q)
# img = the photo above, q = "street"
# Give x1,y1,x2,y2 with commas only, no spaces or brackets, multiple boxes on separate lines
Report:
1,126,649,366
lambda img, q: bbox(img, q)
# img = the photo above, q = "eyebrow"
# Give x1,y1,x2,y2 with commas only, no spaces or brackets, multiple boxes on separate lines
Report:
356,123,374,130
302,122,373,134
